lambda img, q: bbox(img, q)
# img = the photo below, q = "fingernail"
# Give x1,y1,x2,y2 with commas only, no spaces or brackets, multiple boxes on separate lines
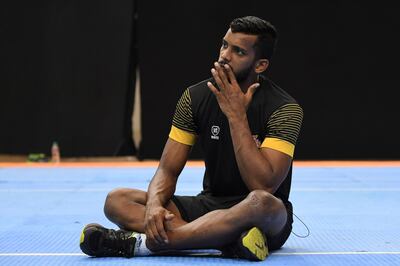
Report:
211,68,216,73
214,62,219,67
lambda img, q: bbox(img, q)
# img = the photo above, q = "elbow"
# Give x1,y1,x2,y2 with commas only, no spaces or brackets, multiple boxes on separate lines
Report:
264,184,280,194
242,158,289,194
249,171,282,194
247,180,277,195
253,182,278,194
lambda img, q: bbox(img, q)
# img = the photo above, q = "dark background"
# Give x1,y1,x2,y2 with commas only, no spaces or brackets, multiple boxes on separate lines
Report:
1,1,399,160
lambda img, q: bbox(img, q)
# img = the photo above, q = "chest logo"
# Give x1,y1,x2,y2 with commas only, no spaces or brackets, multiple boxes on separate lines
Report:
211,125,220,140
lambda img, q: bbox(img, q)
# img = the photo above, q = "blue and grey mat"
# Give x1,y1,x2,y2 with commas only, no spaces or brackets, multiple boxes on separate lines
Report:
0,164,399,265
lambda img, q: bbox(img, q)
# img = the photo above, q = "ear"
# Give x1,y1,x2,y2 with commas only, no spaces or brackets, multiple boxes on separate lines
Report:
255,59,269,73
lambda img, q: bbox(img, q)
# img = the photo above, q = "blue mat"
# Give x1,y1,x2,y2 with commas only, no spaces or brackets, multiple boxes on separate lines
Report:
0,165,399,265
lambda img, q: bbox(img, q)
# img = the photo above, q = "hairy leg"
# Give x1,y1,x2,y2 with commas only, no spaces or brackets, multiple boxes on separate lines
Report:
103,188,187,232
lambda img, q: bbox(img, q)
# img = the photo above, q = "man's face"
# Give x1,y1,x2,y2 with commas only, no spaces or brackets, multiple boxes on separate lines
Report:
218,29,258,83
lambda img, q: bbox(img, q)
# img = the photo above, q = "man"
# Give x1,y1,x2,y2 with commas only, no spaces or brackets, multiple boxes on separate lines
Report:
80,16,303,261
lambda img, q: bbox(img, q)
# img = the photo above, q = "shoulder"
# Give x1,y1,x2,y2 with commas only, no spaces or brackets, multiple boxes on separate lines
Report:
187,78,213,96
185,78,216,112
256,76,301,112
263,76,297,102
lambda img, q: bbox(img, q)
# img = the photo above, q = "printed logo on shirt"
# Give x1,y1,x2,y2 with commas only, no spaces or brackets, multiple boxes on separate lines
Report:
211,125,220,140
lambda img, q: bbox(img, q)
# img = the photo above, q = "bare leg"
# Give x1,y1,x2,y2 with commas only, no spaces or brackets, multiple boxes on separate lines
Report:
148,190,287,251
103,188,187,232
104,188,287,252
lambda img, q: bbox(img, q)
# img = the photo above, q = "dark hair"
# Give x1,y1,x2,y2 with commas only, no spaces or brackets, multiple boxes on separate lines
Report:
230,16,278,60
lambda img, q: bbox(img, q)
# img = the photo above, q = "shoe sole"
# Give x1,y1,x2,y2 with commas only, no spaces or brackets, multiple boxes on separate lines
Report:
241,227,268,261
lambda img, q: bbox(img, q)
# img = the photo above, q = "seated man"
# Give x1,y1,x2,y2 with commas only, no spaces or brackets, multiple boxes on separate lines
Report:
79,16,303,261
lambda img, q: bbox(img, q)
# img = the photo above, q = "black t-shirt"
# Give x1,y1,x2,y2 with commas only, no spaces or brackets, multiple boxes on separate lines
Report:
169,76,303,204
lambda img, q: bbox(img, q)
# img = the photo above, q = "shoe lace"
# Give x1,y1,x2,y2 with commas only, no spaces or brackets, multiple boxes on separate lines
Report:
102,229,135,257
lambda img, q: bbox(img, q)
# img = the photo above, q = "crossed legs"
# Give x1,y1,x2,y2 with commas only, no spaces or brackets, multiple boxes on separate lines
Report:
104,188,287,251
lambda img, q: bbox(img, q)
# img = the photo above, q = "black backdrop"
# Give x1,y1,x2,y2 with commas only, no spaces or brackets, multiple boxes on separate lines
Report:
0,0,136,156
138,1,400,159
1,1,399,159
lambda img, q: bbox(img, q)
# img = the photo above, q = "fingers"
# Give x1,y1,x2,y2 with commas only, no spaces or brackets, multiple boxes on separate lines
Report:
165,212,175,220
247,83,260,97
244,83,260,109
207,81,220,96
145,223,156,245
211,62,231,91
155,215,169,243
147,217,166,245
214,62,230,87
211,68,224,91
145,211,170,246
222,63,238,86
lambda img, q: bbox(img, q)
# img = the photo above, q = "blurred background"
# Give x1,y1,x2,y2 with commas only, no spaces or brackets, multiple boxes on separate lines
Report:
1,0,399,161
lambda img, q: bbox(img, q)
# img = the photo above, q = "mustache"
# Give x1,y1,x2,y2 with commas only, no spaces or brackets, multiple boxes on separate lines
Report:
217,61,233,72
218,60,228,66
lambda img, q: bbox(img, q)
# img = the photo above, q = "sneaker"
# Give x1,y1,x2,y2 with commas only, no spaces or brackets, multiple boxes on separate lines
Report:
79,223,137,258
223,227,268,261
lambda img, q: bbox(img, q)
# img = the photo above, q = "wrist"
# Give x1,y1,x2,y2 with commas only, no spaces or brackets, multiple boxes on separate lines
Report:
146,198,162,210
228,113,247,126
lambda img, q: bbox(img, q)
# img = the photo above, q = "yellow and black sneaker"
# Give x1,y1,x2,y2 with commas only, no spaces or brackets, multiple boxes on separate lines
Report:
79,223,138,258
223,227,269,261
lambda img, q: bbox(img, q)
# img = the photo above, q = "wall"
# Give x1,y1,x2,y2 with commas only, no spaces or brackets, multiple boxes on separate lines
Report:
1,1,399,159
0,0,136,156
138,1,400,159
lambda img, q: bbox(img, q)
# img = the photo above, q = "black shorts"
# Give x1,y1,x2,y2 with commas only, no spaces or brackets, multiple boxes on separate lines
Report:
171,194,293,251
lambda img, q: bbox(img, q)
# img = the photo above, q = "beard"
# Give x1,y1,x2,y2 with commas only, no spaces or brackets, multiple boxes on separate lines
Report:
234,65,253,83
218,61,253,83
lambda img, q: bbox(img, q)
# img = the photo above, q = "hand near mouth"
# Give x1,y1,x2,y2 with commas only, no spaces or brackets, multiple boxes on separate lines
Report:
207,62,260,120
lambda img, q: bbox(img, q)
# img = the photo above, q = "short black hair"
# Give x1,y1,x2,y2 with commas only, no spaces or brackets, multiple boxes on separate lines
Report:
230,16,278,60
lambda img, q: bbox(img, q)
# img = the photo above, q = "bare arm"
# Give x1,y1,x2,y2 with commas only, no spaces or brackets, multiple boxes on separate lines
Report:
145,138,191,245
146,138,191,208
228,116,292,193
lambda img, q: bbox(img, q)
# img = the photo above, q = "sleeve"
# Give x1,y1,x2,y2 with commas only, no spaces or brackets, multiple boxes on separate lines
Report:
261,103,303,157
168,88,197,146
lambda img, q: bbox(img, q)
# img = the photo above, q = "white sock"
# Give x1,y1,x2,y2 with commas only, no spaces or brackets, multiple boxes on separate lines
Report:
134,233,153,256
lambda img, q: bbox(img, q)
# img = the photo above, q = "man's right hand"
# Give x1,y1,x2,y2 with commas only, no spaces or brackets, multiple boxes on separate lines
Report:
144,205,175,245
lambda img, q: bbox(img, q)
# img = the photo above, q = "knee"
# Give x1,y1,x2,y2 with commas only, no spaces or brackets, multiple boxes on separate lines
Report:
246,190,280,214
104,188,128,218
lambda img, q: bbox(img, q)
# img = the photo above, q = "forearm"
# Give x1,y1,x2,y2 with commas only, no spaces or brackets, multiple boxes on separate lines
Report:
228,116,275,192
146,138,190,208
146,168,177,208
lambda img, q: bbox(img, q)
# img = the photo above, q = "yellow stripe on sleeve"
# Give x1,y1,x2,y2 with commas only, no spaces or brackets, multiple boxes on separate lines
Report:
169,125,197,146
261,137,295,157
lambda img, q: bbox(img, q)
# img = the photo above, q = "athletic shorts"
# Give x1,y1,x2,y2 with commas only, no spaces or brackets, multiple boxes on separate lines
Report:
171,194,293,251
